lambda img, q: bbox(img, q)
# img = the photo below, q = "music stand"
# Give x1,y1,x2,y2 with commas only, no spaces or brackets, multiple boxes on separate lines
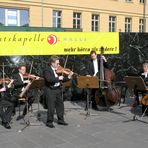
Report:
18,78,45,132
124,76,148,124
29,78,45,115
77,76,99,119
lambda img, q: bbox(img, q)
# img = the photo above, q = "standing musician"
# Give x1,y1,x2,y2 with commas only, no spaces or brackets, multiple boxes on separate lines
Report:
12,65,39,117
43,55,73,128
85,47,108,110
0,79,14,129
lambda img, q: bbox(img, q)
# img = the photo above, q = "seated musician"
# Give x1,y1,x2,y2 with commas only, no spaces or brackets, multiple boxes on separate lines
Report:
140,62,148,115
134,62,148,115
0,79,14,129
12,65,39,118
85,48,108,110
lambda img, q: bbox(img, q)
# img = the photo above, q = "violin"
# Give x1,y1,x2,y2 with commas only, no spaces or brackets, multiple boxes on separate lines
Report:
0,78,11,85
23,73,40,80
141,94,148,106
56,65,72,76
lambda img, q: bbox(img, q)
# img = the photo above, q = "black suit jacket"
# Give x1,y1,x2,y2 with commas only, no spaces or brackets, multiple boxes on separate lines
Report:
12,73,34,100
86,57,108,76
12,73,25,96
0,86,12,102
139,72,148,86
43,65,69,88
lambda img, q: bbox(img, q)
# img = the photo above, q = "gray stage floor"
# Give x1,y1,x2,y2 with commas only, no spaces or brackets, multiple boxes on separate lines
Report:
0,97,148,148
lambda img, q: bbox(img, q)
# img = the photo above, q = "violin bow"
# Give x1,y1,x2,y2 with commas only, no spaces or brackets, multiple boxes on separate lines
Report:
63,55,68,69
62,55,69,76
27,61,34,80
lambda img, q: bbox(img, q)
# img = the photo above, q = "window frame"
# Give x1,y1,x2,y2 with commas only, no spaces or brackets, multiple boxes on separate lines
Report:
125,17,132,32
109,16,116,32
91,14,99,32
73,12,81,29
52,10,62,28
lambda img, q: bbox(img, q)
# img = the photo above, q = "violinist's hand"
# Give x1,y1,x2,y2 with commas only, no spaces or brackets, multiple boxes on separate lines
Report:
59,76,64,80
101,55,107,62
0,87,6,92
23,80,30,84
35,76,40,80
29,74,40,80
7,79,14,88
86,75,91,77
68,71,74,79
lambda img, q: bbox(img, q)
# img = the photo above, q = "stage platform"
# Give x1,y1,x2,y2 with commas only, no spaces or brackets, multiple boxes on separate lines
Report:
0,97,148,148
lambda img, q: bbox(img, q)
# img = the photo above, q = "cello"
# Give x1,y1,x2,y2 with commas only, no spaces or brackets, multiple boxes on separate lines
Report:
95,47,120,107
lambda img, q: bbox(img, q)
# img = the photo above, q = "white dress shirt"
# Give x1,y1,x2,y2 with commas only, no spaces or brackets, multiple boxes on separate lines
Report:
141,72,148,78
93,59,98,76
19,73,24,82
51,66,60,87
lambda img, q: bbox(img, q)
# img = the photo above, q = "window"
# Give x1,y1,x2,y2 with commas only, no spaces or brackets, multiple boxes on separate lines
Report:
20,10,29,26
109,16,116,32
0,8,5,26
73,12,81,29
0,8,29,26
139,19,144,32
125,17,132,32
53,10,62,28
5,9,19,26
140,0,145,3
91,14,99,32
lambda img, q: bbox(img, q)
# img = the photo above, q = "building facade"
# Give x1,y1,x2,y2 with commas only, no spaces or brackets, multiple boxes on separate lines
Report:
0,0,147,32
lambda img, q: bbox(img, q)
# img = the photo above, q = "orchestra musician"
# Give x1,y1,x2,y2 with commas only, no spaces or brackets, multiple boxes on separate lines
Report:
12,65,38,118
0,79,14,129
85,48,108,110
135,62,148,115
43,55,73,128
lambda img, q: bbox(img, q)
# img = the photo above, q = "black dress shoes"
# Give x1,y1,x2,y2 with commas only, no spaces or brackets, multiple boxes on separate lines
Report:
57,121,68,126
92,105,100,111
46,122,55,128
2,121,11,129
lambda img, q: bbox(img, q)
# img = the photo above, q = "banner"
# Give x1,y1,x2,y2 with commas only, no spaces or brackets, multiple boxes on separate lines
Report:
0,32,119,56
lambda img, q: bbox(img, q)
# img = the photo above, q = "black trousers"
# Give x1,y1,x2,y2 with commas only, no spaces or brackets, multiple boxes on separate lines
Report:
46,87,64,123
0,100,14,123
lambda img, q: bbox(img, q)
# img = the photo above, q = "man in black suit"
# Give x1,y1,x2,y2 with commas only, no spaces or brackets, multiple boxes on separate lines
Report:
141,62,148,86
0,79,14,129
85,48,108,110
43,55,73,128
12,65,34,117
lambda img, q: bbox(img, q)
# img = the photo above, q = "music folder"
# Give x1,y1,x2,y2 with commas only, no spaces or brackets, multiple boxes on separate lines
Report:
124,76,148,91
29,78,45,90
77,76,99,89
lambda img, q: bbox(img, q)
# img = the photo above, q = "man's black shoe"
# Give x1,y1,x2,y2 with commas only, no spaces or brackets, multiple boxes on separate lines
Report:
46,123,55,128
2,122,11,129
57,121,68,126
12,108,16,116
16,115,24,121
92,105,99,111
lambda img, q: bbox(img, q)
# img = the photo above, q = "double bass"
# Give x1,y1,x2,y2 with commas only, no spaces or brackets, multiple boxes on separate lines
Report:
95,47,120,107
